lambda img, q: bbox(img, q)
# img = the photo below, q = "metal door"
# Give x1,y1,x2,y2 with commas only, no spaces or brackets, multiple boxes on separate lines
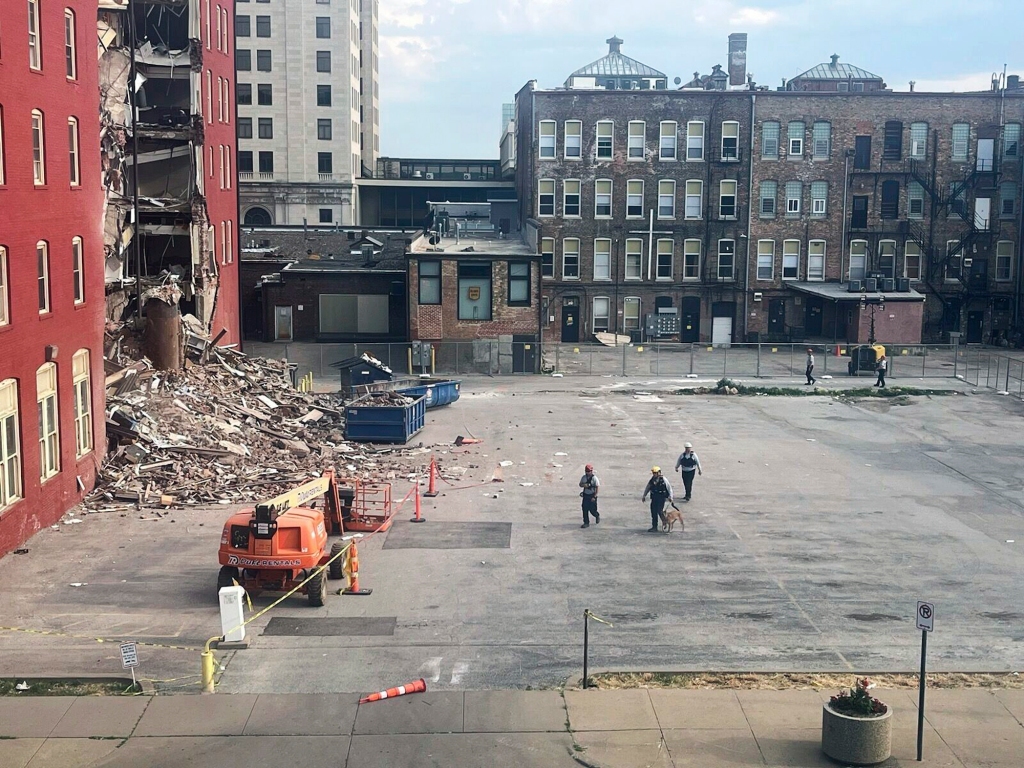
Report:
680,297,700,342
768,299,786,337
561,304,579,343
851,196,869,229
274,306,293,341
805,297,824,336
966,311,984,344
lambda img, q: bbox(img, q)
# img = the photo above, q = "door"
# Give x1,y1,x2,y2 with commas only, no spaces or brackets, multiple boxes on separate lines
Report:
768,299,786,338
512,335,537,373
711,317,733,347
680,297,700,343
977,138,994,171
561,303,579,343
974,198,991,230
805,297,824,336
274,305,293,341
851,196,869,229
966,311,984,344
854,136,871,169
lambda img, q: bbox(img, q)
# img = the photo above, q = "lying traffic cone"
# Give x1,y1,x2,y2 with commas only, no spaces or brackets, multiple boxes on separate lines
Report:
360,678,427,704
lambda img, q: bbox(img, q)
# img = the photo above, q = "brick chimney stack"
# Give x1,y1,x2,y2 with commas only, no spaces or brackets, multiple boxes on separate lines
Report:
728,33,747,87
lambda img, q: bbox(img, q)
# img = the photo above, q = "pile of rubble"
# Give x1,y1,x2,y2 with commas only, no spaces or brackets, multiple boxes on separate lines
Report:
87,325,428,513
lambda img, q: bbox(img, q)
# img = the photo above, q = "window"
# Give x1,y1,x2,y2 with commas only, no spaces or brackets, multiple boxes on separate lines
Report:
759,180,777,217
71,236,84,304
317,85,331,106
315,16,331,38
539,120,555,158
658,180,675,218
257,83,272,105
36,364,60,481
952,123,969,161
787,121,804,158
238,118,253,139
317,119,332,140
317,152,332,174
626,180,644,218
881,120,903,160
810,181,827,216
945,240,962,280
256,15,271,37
258,151,274,173
655,239,674,280
683,239,700,279
909,181,925,219
623,297,641,331
0,379,21,510
256,50,272,71
37,241,49,313
64,9,77,79
717,240,735,281
562,179,581,217
594,239,611,280
878,240,896,279
319,208,332,224
782,240,800,280
236,15,251,36
592,298,610,333
719,180,737,218
540,238,554,278
785,181,802,215
237,83,252,105
684,180,702,219
660,121,677,160
686,121,704,160
538,179,555,216
508,262,530,306
880,180,900,219
316,51,331,72
761,121,780,158
418,260,441,304
628,121,645,159
595,179,612,217
72,349,92,458
812,121,831,159
849,240,867,281
1004,123,1021,157
1001,182,1017,218
0,248,7,324
31,110,45,185
65,117,80,186
911,122,928,158
624,239,642,280
562,239,580,279
257,117,273,139
854,135,871,169
905,242,922,280
721,121,739,160
996,241,1013,281
29,0,41,70
564,121,582,159
596,121,613,159
236,49,251,70
0,106,5,185
756,240,775,280
808,240,825,281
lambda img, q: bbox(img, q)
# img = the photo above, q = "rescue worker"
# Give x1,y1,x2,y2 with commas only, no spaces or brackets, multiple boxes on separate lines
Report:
805,348,816,385
875,354,887,388
674,443,702,501
579,464,600,528
641,467,674,533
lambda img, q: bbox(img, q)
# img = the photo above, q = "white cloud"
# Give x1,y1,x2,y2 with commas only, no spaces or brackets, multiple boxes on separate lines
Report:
378,35,445,100
380,0,428,29
730,7,781,26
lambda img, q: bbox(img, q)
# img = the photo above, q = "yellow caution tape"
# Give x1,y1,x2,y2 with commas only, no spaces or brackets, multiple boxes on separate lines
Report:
585,612,614,627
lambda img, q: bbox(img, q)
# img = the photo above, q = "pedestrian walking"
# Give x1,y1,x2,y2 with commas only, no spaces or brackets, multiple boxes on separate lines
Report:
674,443,702,501
641,467,674,533
578,464,600,528
875,354,887,388
805,348,816,385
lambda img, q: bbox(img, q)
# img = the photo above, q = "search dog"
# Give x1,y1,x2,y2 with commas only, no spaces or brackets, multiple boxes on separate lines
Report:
661,503,685,533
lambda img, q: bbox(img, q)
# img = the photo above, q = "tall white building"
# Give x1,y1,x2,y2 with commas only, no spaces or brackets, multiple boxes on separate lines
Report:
236,0,379,226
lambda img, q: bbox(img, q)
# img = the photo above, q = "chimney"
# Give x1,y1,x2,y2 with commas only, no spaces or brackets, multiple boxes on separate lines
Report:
909,81,915,92
606,36,623,55
830,54,840,68
728,33,747,87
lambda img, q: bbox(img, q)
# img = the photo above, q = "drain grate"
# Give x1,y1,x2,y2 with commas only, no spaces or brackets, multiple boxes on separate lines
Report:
263,617,397,636
383,521,512,550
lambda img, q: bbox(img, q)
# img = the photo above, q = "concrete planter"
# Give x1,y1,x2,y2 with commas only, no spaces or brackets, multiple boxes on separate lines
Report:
821,703,892,765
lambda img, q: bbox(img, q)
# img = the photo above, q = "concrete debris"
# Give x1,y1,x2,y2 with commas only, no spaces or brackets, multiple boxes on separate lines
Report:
358,391,417,407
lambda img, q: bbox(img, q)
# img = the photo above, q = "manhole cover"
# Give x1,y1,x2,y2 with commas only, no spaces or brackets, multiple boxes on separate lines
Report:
263,617,397,636
384,521,512,550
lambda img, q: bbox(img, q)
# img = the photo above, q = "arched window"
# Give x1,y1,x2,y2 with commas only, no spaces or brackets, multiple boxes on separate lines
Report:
36,363,60,480
243,206,272,226
72,350,92,458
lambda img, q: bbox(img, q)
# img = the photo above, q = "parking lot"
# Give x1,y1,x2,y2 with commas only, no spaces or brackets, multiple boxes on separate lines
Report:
1,375,1022,694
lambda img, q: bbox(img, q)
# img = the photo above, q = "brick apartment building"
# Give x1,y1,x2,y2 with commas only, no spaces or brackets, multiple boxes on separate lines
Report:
515,37,1024,346
0,0,106,554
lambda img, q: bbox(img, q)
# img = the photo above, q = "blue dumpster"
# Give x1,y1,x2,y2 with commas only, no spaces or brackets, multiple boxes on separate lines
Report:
395,379,461,409
344,393,426,444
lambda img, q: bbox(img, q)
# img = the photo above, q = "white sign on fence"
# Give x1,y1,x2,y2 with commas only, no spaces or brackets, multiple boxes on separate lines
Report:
119,641,139,669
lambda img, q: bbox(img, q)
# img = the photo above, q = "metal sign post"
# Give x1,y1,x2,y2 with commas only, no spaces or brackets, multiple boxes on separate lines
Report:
120,641,139,690
915,601,934,761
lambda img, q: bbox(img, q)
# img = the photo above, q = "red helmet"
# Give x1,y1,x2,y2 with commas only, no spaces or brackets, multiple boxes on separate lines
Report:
585,464,594,471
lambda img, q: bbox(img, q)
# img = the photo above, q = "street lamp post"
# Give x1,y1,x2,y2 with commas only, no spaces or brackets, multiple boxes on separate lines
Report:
861,294,886,345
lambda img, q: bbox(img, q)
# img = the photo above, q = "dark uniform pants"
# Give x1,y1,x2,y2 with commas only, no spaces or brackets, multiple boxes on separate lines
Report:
876,369,886,387
650,497,667,529
681,470,695,499
582,496,598,524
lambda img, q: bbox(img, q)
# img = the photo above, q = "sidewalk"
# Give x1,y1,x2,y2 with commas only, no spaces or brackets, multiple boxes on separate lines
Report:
0,687,1021,767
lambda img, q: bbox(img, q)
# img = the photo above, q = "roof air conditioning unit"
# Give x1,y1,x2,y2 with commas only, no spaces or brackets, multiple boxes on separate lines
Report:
881,278,895,292
424,172,435,180
864,277,878,292
463,173,472,180
848,280,863,292
897,277,911,292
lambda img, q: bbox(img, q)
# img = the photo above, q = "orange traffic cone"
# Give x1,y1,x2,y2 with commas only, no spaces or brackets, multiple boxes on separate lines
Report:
424,456,439,498
342,540,372,596
410,481,426,523
360,678,427,704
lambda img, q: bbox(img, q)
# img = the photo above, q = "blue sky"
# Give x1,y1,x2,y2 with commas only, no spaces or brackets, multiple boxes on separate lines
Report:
378,0,1024,160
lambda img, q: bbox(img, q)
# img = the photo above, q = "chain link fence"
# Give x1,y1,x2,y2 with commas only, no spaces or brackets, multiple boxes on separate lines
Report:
957,347,1024,395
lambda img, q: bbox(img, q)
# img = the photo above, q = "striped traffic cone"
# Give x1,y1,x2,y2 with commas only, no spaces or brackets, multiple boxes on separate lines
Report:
360,678,427,704
342,541,372,596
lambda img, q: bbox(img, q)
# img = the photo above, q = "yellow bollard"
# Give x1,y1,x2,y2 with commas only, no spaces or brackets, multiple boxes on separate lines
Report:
201,649,216,693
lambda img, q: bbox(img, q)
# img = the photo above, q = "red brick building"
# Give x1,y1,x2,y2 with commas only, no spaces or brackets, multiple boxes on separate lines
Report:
0,0,106,554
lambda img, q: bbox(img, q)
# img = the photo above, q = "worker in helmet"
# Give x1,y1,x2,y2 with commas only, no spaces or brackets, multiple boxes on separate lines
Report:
641,466,674,533
578,463,600,528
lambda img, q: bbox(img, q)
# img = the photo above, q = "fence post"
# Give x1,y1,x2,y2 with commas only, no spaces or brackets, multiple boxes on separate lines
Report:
622,341,627,376
789,344,794,377
953,344,958,379
655,343,661,376
1006,357,1012,392
723,344,728,376
689,343,694,375
555,345,560,374
922,347,927,377
756,343,761,378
